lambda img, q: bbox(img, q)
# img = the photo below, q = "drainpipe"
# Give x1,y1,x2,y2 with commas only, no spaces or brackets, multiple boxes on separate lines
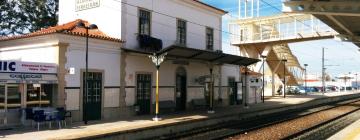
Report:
218,65,222,102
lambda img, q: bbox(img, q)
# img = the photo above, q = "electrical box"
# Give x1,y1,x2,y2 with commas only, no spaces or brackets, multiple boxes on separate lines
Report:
248,77,262,87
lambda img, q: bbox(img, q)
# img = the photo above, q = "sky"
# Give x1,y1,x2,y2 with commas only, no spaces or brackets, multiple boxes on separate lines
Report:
201,0,360,77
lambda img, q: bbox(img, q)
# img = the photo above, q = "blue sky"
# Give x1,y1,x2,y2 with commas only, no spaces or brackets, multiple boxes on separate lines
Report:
201,0,360,77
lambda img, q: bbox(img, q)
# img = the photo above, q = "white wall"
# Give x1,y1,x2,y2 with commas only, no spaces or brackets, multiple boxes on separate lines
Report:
123,0,222,50
0,36,59,64
60,35,121,87
61,35,122,110
0,34,122,111
59,0,122,38
221,65,241,84
124,54,219,106
59,0,223,51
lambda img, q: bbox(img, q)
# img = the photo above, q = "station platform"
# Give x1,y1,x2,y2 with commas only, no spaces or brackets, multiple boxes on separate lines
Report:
1,91,360,140
328,114,360,140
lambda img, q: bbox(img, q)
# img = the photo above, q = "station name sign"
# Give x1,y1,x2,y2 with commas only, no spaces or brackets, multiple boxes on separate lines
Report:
75,0,100,12
0,60,57,74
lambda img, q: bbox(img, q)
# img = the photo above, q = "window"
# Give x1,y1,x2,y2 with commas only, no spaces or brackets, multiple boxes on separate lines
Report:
0,85,4,110
139,9,151,35
206,27,214,50
7,84,21,109
177,19,186,45
26,84,53,107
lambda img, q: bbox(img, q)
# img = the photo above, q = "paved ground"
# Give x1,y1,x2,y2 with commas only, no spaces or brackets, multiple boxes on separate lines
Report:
328,114,360,140
0,91,358,140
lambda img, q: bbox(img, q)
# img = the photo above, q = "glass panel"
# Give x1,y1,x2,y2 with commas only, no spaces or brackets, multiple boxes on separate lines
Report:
7,84,21,109
0,85,4,110
40,84,52,107
177,19,186,45
206,28,214,50
87,82,91,102
139,10,151,35
26,84,40,107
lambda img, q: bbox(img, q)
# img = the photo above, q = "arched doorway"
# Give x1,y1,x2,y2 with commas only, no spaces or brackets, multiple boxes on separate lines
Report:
175,67,187,111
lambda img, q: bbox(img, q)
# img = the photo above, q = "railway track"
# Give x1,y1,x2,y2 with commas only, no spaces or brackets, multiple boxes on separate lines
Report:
152,98,360,140
287,105,360,140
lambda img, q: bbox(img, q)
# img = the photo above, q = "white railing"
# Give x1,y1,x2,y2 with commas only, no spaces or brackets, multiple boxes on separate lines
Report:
229,14,338,45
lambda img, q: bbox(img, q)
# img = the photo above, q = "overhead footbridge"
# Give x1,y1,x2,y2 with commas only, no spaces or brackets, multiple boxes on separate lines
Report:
283,0,360,47
229,13,337,95
229,14,338,47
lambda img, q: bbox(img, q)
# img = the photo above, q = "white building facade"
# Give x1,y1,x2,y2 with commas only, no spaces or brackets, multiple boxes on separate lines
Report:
0,21,124,125
59,0,257,118
0,0,260,125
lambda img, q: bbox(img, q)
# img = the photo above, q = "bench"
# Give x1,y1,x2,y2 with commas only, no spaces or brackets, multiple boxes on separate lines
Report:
159,100,176,112
191,99,207,109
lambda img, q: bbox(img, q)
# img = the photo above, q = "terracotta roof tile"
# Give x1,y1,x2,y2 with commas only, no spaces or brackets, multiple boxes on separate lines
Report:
240,66,262,76
0,19,124,43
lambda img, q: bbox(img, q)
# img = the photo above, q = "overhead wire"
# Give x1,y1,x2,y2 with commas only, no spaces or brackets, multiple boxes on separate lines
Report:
101,4,237,47
108,0,336,62
259,0,318,31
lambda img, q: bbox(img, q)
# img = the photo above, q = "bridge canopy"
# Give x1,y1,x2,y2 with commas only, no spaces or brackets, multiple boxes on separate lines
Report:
283,0,360,47
229,13,337,47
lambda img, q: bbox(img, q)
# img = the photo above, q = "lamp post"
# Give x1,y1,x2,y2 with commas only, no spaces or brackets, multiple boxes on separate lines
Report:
208,68,215,113
149,52,167,121
355,73,358,90
348,72,351,91
304,64,308,95
261,55,266,103
282,59,287,98
77,21,98,125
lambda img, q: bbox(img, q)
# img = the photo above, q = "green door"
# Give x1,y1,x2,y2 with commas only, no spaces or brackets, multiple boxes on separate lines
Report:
176,75,187,111
228,77,237,105
83,72,102,121
136,74,151,115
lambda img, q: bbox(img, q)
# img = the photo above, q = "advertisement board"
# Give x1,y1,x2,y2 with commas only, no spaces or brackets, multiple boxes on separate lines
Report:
0,60,57,74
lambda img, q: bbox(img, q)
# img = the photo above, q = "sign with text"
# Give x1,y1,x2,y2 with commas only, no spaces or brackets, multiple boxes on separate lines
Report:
0,73,58,83
0,60,57,74
75,0,100,11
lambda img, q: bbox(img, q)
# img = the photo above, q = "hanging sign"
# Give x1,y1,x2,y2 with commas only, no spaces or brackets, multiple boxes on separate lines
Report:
0,60,57,74
75,0,101,11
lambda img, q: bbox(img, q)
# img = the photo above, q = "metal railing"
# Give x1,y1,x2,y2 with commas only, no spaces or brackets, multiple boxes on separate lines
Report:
229,14,338,45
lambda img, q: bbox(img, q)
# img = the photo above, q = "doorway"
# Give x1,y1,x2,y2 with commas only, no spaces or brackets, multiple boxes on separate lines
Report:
136,74,152,115
0,84,22,126
228,77,238,105
83,72,102,121
176,67,187,111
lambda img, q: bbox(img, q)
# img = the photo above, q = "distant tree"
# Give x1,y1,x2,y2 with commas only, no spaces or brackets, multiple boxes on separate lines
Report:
0,0,58,36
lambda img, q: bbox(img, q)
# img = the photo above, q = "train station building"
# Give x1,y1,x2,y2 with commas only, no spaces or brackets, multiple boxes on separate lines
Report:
0,0,260,126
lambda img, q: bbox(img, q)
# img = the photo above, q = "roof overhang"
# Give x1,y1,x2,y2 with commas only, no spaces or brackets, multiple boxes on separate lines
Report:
190,0,228,15
122,45,260,66
283,0,360,47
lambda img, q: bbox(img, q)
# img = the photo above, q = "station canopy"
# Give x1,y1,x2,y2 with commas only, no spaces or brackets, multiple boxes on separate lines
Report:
122,45,260,66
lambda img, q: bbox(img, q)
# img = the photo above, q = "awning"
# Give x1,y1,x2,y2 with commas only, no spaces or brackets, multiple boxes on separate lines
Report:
122,45,259,66
158,45,260,66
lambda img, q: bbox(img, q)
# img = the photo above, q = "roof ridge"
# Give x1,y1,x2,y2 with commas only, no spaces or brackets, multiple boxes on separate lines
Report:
0,19,124,43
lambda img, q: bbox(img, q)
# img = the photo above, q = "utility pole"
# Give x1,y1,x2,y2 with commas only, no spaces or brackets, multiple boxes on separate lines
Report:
322,47,325,94
304,64,308,95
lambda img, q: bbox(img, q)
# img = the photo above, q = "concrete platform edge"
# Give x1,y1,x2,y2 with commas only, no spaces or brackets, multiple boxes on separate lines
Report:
73,93,360,140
